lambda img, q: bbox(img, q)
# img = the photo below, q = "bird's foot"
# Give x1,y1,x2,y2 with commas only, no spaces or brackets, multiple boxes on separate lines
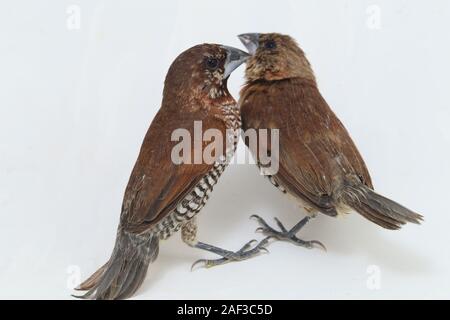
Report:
250,215,326,251
191,238,270,270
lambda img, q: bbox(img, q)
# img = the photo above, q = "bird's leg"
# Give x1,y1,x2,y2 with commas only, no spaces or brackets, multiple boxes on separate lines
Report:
251,215,326,251
181,219,269,270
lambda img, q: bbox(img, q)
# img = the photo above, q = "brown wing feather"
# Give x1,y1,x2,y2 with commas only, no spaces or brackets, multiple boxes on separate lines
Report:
120,106,226,233
240,78,372,214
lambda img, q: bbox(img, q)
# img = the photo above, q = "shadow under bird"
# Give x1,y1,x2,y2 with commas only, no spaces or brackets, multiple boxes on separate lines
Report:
234,33,423,249
73,44,264,300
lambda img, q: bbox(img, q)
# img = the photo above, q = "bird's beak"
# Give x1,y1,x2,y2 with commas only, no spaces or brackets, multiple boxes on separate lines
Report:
221,45,250,79
238,33,260,55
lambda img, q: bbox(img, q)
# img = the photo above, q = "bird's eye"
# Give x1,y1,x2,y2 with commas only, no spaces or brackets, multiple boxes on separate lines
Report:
205,57,219,70
265,40,277,50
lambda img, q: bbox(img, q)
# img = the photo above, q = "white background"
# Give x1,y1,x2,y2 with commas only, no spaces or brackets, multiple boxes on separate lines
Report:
1,0,449,299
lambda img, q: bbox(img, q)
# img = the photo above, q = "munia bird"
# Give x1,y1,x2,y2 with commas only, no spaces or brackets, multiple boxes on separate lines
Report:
236,33,423,248
74,44,264,300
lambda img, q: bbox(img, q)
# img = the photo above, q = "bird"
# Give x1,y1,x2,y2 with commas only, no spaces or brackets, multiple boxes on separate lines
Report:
73,43,265,300
235,32,423,249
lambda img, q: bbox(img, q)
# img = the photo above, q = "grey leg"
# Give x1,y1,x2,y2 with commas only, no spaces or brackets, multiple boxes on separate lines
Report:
181,219,269,270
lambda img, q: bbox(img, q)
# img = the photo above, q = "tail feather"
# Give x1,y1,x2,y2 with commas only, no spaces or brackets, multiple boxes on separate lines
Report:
74,230,159,300
342,183,423,230
75,262,108,291
116,255,151,299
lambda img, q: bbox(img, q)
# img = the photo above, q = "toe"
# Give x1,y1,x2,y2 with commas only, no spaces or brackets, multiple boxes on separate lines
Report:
274,217,288,232
250,215,273,230
311,240,327,252
191,259,208,271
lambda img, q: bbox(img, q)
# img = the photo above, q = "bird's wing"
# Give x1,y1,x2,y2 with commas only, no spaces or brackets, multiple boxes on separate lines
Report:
241,78,372,214
120,107,227,233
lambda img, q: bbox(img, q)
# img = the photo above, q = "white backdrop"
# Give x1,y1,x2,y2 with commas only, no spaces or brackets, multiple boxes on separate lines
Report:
1,0,449,299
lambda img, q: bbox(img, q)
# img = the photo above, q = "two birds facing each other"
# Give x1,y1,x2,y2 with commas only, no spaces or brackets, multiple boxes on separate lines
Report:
74,33,423,300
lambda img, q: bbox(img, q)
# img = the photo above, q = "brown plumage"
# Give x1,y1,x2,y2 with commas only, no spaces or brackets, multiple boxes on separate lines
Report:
74,44,248,299
238,33,423,232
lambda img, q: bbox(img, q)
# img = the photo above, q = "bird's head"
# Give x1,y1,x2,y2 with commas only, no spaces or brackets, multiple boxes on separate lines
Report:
163,44,249,106
238,33,315,83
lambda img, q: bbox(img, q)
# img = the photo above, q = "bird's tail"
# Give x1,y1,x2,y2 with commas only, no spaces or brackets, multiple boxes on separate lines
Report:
74,229,159,300
340,181,423,230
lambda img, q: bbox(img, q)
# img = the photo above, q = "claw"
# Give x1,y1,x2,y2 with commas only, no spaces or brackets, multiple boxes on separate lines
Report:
191,259,208,271
258,247,270,254
311,240,327,252
251,214,274,231
250,214,266,223
239,239,258,252
255,227,265,233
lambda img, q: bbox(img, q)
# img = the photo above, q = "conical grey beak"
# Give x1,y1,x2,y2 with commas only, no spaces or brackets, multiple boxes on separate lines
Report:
238,33,260,55
221,45,250,79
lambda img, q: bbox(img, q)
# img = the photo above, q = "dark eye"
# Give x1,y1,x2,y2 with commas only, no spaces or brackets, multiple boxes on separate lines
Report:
205,57,219,70
265,40,277,50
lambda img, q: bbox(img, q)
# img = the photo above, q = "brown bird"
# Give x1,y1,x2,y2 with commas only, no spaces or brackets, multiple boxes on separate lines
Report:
236,33,423,249
74,44,264,300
